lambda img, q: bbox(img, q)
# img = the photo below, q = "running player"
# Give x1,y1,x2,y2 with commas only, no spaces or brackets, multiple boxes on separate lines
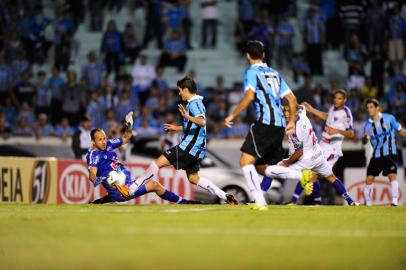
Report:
264,100,359,206
224,40,301,210
132,76,238,205
363,99,406,206
287,89,355,205
87,112,198,204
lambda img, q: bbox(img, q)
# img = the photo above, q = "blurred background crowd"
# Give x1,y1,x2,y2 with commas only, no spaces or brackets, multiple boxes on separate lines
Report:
0,0,405,146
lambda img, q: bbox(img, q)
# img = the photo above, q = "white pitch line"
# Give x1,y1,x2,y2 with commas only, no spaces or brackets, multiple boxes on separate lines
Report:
95,227,406,238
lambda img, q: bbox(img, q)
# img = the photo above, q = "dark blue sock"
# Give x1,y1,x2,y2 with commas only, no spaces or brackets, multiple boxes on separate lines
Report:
261,176,273,192
291,182,304,204
312,181,322,205
332,179,354,205
159,190,187,204
131,184,148,197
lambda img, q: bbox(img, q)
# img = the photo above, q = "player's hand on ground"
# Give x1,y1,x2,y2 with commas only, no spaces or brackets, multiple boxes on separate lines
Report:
125,111,134,128
285,121,295,136
164,124,179,132
178,104,188,118
224,115,234,128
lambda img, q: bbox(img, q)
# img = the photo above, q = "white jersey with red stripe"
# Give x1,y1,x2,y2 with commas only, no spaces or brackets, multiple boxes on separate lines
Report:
321,105,354,159
288,106,323,161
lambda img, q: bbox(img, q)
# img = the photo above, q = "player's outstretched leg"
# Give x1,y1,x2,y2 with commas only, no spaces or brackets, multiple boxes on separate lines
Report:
290,182,303,205
186,169,238,205
265,166,314,195
312,181,322,205
388,174,399,206
363,176,374,206
90,195,114,204
140,180,195,204
325,175,358,205
260,176,273,192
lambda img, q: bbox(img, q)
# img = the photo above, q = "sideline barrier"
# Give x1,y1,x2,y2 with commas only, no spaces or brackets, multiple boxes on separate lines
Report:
0,157,57,203
1,157,194,204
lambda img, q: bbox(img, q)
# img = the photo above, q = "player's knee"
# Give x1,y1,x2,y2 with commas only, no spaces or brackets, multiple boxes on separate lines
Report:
187,175,200,185
255,165,266,175
365,177,374,185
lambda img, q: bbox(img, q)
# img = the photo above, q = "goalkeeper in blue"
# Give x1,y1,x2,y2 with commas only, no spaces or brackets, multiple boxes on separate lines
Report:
86,111,199,204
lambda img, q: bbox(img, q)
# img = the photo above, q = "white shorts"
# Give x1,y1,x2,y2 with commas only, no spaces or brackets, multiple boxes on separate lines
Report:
288,155,333,178
320,141,342,168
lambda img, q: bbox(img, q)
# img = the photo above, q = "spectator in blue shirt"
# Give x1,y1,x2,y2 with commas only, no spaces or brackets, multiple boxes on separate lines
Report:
82,51,106,91
302,7,325,75
121,23,141,64
53,9,73,71
387,7,406,73
101,20,121,76
55,117,75,141
86,90,105,129
35,71,51,116
34,113,55,138
276,14,294,69
157,30,187,73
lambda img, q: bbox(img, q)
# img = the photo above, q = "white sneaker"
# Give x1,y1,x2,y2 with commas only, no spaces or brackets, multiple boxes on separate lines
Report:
350,202,360,206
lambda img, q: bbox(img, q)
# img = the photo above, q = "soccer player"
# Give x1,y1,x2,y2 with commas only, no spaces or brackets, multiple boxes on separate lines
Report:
132,76,238,205
363,99,406,206
87,112,197,204
224,40,300,210
287,89,355,205
264,101,359,206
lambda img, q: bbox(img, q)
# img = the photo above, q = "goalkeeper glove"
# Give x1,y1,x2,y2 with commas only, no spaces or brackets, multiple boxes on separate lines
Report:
125,111,133,129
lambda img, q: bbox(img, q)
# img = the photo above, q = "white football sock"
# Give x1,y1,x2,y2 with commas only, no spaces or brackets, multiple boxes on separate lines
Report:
135,161,159,187
391,180,399,205
265,165,302,181
363,184,373,206
197,177,227,200
242,164,267,206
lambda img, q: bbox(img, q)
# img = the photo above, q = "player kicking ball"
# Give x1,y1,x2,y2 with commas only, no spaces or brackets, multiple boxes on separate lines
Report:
263,100,359,206
363,99,406,206
130,76,238,205
87,112,199,204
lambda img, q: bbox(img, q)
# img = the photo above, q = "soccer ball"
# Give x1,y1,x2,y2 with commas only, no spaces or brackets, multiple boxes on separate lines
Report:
107,170,127,186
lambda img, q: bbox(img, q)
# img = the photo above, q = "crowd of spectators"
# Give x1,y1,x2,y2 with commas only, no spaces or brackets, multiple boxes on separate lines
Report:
0,0,405,148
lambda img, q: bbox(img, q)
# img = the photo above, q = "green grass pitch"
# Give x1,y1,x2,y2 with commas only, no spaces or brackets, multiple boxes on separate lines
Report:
0,204,405,270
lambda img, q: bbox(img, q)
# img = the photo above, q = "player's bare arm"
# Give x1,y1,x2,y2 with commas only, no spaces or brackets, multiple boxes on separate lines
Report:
302,102,328,121
89,166,98,183
224,89,255,127
284,92,298,135
178,104,205,127
281,149,303,166
326,126,355,138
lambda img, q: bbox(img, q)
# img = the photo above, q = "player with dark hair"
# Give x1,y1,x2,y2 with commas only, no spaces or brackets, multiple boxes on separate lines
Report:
274,89,355,205
130,76,238,205
224,40,310,210
263,100,359,206
87,112,199,204
363,99,406,206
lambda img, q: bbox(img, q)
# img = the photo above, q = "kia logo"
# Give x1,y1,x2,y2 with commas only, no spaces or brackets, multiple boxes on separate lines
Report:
30,160,51,203
59,164,93,204
348,180,403,205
